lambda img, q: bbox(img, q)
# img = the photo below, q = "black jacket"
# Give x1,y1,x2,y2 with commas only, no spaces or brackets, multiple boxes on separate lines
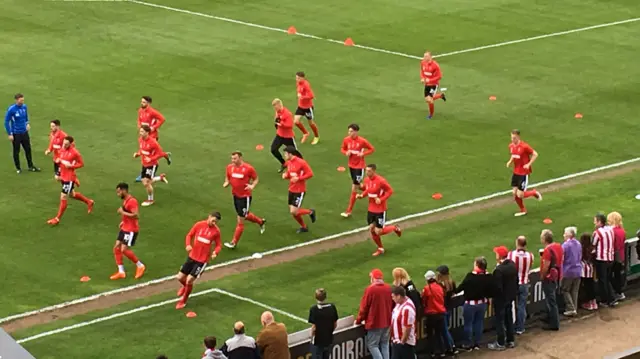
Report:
403,280,423,314
456,272,493,301
492,259,519,304
221,334,260,359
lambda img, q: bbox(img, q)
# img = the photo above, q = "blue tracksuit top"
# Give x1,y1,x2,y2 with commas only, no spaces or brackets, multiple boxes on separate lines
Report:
5,104,29,135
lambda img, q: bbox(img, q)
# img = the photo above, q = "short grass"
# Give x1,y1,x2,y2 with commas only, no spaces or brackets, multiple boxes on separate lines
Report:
1,0,639,316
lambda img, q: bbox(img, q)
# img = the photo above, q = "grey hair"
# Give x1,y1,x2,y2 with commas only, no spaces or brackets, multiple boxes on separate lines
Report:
564,226,577,237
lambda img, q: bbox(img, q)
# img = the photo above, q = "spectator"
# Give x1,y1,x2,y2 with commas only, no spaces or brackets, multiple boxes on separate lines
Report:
202,336,228,359
540,229,563,331
608,211,626,301
390,286,417,359
421,270,446,357
435,265,458,355
355,268,393,359
392,267,422,314
592,213,617,307
220,321,260,359
507,236,534,335
579,233,598,311
488,246,518,351
560,226,582,317
455,257,493,351
308,288,339,359
256,311,290,359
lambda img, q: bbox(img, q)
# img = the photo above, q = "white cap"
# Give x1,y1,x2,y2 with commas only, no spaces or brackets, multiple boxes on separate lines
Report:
424,270,436,281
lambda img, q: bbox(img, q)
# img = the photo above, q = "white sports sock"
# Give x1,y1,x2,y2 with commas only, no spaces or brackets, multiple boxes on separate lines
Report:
148,194,154,201
118,265,125,273
153,176,162,182
136,261,144,268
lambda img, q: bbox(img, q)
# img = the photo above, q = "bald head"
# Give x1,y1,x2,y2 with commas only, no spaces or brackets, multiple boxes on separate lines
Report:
516,236,527,248
261,311,274,327
234,321,245,334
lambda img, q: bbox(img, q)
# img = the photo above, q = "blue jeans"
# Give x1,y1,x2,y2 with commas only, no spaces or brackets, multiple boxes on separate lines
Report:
542,280,559,329
443,310,454,349
515,284,530,332
310,344,331,359
463,303,486,347
366,327,390,359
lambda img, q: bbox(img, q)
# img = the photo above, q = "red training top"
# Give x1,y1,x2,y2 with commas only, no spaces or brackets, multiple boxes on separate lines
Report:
297,79,314,109
361,174,393,213
185,220,222,263
57,146,84,183
138,106,165,140
542,243,564,281
137,136,165,167
420,60,442,86
226,162,258,198
283,156,313,193
120,195,140,232
422,282,446,315
509,141,534,176
612,226,626,262
356,281,393,330
275,107,294,138
48,129,67,162
341,135,374,169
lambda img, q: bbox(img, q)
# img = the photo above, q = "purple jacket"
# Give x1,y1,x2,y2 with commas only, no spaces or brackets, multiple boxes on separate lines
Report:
562,238,582,278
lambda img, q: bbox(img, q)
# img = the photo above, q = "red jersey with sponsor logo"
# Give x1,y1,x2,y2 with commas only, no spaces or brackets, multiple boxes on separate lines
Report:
509,141,534,176
57,146,84,182
341,135,374,169
275,107,295,138
137,136,164,166
284,156,313,193
297,79,314,109
47,129,67,161
120,195,140,232
361,174,393,213
420,60,442,86
185,220,222,263
226,162,257,198
138,106,165,140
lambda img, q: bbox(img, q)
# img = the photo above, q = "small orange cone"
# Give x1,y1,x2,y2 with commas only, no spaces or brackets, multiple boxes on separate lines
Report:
344,38,354,46
80,276,91,282
255,144,264,151
186,311,197,318
574,113,583,119
489,96,497,101
287,26,297,35
431,193,443,200
337,166,346,172
543,218,553,224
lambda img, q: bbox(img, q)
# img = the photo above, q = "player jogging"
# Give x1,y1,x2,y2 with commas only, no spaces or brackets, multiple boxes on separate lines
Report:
176,211,222,309
357,164,402,256
110,182,146,280
271,98,297,173
223,151,266,249
46,136,94,225
282,146,316,233
135,96,171,182
507,129,542,216
294,72,320,145
44,119,67,181
340,123,375,218
134,125,169,206
420,51,447,120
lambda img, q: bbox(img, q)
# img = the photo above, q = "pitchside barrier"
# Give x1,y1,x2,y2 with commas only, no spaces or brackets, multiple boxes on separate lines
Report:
289,238,640,359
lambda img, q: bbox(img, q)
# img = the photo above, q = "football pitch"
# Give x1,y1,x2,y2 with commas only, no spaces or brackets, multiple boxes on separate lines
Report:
1,0,640,356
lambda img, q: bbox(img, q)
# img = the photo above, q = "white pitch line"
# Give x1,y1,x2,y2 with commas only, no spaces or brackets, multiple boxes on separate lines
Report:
127,0,640,60
2,157,639,326
212,289,306,323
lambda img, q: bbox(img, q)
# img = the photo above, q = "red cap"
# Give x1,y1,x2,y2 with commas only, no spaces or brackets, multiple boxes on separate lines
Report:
493,246,509,258
370,268,383,279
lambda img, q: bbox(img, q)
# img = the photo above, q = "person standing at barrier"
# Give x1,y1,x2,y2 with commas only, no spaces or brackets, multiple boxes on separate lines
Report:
507,236,534,335
436,265,459,356
390,286,417,359
257,312,290,359
579,233,598,311
392,268,423,317
561,227,582,317
540,229,563,331
308,288,339,359
356,269,393,359
608,212,627,301
592,213,617,307
456,257,493,351
202,336,228,359
488,246,518,351
421,270,446,357
221,321,260,359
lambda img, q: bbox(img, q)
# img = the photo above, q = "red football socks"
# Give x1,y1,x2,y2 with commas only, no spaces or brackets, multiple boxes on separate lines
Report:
298,208,312,216
72,192,92,204
429,103,435,116
515,195,526,212
371,231,383,248
56,198,68,219
523,190,537,199
296,122,309,135
245,212,263,225
381,226,395,236
113,247,123,265
346,192,357,213
233,222,245,244
123,249,139,263
182,284,193,302
309,123,319,137
433,93,443,100
293,214,306,228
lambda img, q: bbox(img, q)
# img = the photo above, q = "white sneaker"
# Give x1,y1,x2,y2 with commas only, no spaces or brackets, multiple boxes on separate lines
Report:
535,191,542,201
616,293,626,301
259,219,267,234
224,242,236,249
159,173,169,184
340,212,351,218
141,200,154,207
514,211,527,217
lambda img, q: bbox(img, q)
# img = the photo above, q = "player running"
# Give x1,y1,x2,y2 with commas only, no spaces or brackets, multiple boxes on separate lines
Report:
110,182,146,280
223,151,266,249
420,51,446,120
294,72,320,145
356,164,402,256
44,119,67,181
507,129,542,216
135,96,171,182
340,124,375,218
270,98,297,172
134,125,169,206
46,136,94,225
176,211,222,309
282,146,316,233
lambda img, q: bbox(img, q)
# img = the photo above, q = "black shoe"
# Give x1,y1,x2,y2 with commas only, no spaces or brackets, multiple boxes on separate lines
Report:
609,300,619,307
310,209,316,223
442,93,447,102
28,166,41,172
460,345,473,352
165,152,172,165
277,165,286,173
296,227,309,234
598,302,610,308
542,326,559,331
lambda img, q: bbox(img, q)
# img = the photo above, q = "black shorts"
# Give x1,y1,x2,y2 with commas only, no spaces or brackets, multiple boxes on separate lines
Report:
53,163,60,177
180,257,206,277
271,135,296,151
233,196,252,217
117,230,139,247
61,181,75,195
288,191,305,207
295,106,315,120
511,174,529,191
367,211,386,228
140,165,158,179
349,167,364,185
424,85,439,98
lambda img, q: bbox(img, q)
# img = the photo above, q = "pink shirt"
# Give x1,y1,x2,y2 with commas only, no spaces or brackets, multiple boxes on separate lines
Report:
612,226,626,262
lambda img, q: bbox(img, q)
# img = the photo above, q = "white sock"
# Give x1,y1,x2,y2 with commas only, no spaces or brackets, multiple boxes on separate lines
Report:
148,194,154,201
153,176,162,182
136,261,144,268
118,265,125,273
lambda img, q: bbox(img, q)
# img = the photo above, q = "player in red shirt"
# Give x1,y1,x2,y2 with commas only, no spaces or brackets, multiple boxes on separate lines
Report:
223,151,266,249
46,136,94,226
271,98,298,173
340,123,375,218
110,182,146,280
282,146,316,233
134,125,169,206
294,71,320,145
357,164,401,256
506,130,542,216
135,96,171,182
44,119,67,181
176,211,222,309
420,51,447,120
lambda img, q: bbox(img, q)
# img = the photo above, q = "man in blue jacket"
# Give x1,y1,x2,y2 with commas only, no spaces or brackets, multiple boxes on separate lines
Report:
5,93,40,173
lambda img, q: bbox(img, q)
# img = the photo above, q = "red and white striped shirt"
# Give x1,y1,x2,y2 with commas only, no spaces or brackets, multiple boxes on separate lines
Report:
391,298,416,346
592,226,615,262
581,260,594,278
507,249,534,285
